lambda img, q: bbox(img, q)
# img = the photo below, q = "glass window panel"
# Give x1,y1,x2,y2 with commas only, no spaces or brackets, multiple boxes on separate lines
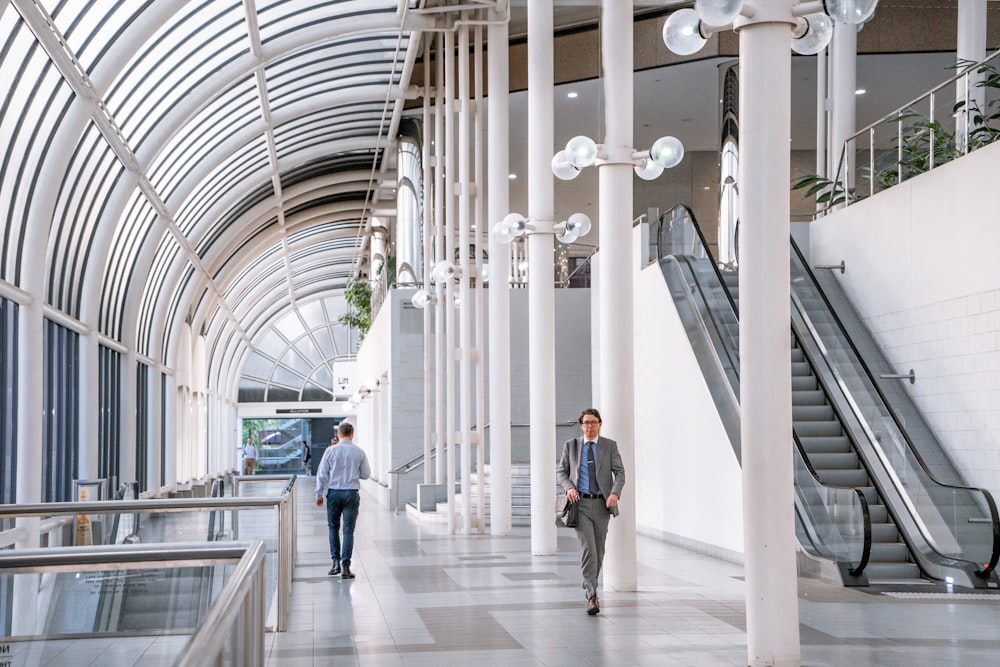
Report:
292,334,320,362
312,327,334,358
275,311,305,341
271,365,303,388
309,364,332,389
330,325,349,356
297,300,323,329
257,329,289,359
278,347,311,376
243,352,274,380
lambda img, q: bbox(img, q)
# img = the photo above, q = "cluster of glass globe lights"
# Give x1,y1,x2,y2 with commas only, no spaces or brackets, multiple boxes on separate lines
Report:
410,133,686,310
662,0,878,58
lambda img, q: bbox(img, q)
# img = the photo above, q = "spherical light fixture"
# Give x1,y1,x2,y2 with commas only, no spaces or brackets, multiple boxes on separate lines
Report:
556,228,579,245
823,0,878,25
565,135,599,169
565,212,592,237
551,150,581,180
650,136,685,169
411,290,434,308
694,0,743,27
791,13,834,55
431,260,457,283
662,9,707,56
634,157,665,181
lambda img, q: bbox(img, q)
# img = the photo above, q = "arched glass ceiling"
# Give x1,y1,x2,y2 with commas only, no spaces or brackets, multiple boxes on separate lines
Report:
238,295,354,403
0,1,417,399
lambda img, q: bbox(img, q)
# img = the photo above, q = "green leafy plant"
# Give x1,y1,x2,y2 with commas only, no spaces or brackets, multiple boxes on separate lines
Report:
795,59,1000,206
338,278,373,340
791,172,856,208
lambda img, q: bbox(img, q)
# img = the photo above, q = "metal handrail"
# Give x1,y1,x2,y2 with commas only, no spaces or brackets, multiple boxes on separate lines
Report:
0,541,267,666
0,476,297,631
833,49,1000,206
178,540,267,667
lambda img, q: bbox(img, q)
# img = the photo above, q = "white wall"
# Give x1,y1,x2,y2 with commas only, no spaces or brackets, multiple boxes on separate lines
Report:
811,140,1000,500
633,257,745,559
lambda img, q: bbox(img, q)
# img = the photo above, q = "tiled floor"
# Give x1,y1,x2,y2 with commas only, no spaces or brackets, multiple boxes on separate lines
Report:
272,481,1000,666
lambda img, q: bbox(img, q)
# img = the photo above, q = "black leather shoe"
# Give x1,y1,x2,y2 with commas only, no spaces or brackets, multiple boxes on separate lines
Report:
341,563,355,579
328,562,341,576
587,596,600,615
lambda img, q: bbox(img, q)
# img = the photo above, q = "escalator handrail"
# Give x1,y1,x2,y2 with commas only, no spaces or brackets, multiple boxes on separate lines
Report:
788,237,1000,579
847,489,872,577
659,206,873,574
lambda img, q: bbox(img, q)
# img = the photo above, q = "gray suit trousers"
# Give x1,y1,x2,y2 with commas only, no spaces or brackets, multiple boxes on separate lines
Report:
575,495,612,600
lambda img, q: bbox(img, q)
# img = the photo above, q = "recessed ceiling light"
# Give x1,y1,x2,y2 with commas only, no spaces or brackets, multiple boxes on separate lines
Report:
567,91,578,99
508,173,517,180
855,88,866,95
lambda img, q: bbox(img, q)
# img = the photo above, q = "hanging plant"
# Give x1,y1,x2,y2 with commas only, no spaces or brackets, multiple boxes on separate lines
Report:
338,278,373,340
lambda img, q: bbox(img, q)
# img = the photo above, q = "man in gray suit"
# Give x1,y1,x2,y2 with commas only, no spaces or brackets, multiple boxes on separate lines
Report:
557,408,626,615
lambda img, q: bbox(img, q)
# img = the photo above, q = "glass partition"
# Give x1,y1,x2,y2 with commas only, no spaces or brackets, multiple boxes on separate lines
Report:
0,542,265,666
0,474,296,631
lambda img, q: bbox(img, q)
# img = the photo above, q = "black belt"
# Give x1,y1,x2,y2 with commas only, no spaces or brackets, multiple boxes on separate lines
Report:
579,493,603,499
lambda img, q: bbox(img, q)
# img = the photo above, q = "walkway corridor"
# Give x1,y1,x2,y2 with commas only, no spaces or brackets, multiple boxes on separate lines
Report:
270,481,1000,666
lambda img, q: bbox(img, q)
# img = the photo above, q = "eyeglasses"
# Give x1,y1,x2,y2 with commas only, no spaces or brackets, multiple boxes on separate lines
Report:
580,420,600,426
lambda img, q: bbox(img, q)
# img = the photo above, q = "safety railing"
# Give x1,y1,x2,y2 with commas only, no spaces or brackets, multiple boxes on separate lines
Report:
833,50,1000,206
0,474,297,631
0,541,266,666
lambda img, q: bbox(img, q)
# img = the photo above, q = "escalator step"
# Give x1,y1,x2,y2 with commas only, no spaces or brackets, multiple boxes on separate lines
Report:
871,523,900,543
870,543,912,562
794,421,842,437
793,405,835,421
791,361,812,377
792,389,826,406
792,376,817,391
816,469,869,487
797,435,851,453
808,452,860,470
865,562,923,582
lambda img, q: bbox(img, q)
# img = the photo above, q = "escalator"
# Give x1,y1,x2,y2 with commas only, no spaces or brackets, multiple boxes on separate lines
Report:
658,204,1000,588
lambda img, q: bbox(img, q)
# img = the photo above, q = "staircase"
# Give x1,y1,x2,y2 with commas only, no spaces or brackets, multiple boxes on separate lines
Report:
409,464,534,527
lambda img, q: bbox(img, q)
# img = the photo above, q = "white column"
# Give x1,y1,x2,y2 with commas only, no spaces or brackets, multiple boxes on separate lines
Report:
487,11,513,536
121,349,138,486
78,332,100,480
473,24,487,533
458,22,473,534
738,17,800,666
956,0,987,150
815,48,827,181
444,28,458,534
434,32,446,486
829,22,856,181
597,0,637,592
527,0,557,556
422,36,434,485
150,366,162,490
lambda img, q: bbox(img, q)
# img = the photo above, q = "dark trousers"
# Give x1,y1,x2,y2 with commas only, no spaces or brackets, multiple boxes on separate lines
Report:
326,489,361,566
575,496,611,600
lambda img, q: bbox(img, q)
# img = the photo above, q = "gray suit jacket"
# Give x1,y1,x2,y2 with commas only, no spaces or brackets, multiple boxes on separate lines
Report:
557,435,626,517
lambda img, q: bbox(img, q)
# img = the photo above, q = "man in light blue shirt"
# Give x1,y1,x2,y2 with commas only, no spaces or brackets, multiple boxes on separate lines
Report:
315,422,370,578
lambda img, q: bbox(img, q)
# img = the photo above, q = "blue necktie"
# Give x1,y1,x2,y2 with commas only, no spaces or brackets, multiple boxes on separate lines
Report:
587,442,598,495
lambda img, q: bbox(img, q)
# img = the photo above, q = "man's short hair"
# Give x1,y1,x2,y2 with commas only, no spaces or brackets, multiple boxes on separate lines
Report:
338,422,354,438
578,408,602,424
